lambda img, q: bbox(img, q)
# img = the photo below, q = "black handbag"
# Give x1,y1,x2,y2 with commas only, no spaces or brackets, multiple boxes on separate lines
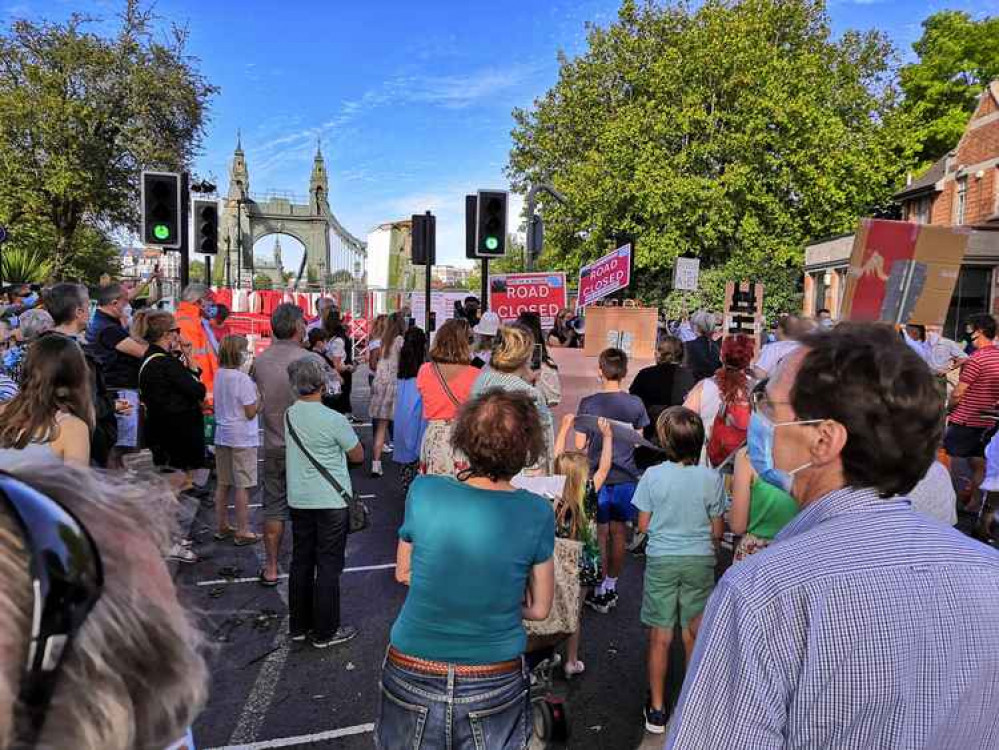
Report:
284,413,369,533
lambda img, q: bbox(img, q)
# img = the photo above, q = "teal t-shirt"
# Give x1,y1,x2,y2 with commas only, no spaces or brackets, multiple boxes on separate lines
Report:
390,475,556,664
631,461,725,557
284,400,359,510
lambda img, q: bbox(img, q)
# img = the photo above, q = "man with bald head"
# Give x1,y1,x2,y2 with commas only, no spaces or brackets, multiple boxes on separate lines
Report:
666,323,999,749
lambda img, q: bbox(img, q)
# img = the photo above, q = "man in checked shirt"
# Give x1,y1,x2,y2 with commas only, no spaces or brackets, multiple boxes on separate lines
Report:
666,322,999,750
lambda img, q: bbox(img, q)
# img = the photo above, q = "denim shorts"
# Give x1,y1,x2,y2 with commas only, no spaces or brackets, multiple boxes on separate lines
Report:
376,655,530,750
596,482,637,524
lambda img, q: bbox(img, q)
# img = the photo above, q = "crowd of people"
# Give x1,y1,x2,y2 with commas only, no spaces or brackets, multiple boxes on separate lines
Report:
3,276,999,749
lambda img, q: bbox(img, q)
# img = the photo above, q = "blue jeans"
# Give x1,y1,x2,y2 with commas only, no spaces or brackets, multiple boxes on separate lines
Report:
376,656,530,750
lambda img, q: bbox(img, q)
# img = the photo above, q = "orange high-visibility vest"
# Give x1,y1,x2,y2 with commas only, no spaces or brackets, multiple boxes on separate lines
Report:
175,300,218,394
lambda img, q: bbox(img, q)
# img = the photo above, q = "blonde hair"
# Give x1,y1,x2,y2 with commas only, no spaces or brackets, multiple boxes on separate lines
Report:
554,450,589,540
369,314,388,341
490,325,532,373
218,335,248,369
0,463,207,749
131,309,175,345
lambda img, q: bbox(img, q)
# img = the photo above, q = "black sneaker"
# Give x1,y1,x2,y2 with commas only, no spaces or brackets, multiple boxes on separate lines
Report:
603,590,619,611
311,626,358,649
644,703,667,734
585,590,617,614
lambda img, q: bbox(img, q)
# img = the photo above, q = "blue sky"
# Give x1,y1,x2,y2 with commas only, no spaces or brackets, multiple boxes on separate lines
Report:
4,0,999,270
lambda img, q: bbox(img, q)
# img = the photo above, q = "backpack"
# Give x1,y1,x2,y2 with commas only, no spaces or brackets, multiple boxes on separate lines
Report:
706,397,750,468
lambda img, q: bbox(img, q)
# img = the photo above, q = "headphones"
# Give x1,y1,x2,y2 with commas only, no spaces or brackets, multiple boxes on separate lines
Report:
0,472,104,746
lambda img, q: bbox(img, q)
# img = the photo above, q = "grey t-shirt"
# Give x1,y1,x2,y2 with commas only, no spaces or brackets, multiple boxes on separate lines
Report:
577,391,649,485
250,339,326,450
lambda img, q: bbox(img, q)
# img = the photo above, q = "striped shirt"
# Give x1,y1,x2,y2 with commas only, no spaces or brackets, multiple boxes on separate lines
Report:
950,344,999,428
666,487,999,750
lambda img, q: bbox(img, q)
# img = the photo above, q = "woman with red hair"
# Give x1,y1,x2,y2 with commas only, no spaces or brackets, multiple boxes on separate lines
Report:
682,334,755,467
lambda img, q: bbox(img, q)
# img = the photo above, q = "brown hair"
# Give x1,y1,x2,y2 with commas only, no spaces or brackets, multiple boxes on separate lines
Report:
430,319,472,365
218,335,248,369
656,336,683,365
598,347,628,380
132,310,175,345
0,335,93,449
381,314,405,356
452,389,546,481
490,325,533,373
655,406,704,465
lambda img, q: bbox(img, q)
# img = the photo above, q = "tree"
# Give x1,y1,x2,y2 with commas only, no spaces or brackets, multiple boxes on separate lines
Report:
189,259,206,283
0,1,217,279
900,11,999,165
508,0,915,318
252,274,273,291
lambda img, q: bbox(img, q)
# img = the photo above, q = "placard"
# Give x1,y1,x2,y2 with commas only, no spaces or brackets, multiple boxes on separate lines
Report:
723,282,764,340
489,272,567,329
581,306,658,360
577,244,632,307
673,257,700,291
408,291,468,331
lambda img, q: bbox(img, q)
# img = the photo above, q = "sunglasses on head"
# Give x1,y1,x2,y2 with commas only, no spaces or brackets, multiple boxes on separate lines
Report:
0,473,103,746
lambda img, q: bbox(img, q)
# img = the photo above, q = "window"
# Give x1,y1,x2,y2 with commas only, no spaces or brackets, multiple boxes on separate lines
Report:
956,178,968,225
944,265,992,340
908,196,932,224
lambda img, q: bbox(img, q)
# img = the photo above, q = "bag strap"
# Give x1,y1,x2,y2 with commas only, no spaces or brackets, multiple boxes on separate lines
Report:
432,363,462,409
285,412,351,505
138,353,167,392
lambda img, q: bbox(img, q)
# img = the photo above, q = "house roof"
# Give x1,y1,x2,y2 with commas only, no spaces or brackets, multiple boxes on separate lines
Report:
893,154,948,201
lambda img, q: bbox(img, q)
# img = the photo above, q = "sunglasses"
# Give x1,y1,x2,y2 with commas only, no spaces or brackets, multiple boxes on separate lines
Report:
0,473,103,745
169,327,181,333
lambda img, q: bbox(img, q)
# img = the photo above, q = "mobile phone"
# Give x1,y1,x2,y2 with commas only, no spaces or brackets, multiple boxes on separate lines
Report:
531,343,543,371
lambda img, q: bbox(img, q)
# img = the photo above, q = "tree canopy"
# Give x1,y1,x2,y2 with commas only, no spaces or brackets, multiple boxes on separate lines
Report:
0,0,217,281
508,0,916,316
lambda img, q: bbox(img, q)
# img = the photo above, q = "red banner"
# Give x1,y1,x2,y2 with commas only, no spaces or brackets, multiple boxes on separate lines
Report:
577,244,632,307
488,272,568,329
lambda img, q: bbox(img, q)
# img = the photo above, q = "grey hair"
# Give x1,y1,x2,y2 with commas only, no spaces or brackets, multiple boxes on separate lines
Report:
0,462,208,750
271,303,304,341
287,356,326,396
690,310,717,336
18,308,54,341
180,283,209,303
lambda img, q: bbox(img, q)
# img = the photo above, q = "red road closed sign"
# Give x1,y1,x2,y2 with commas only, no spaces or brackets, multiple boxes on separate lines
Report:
577,244,632,307
489,272,568,328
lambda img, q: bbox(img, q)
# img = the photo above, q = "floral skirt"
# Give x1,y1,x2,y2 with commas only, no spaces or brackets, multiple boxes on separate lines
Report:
419,419,469,476
733,532,772,562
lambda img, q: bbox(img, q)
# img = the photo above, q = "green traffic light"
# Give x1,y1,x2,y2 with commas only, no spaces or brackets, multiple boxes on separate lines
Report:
485,236,499,251
153,224,171,241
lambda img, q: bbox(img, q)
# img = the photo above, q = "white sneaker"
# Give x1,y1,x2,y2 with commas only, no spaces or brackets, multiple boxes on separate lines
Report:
371,460,383,477
564,660,585,679
383,443,394,454
167,543,198,564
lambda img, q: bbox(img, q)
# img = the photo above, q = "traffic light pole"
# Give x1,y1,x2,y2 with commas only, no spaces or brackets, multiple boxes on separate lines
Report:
423,210,433,342
179,171,190,290
481,258,489,312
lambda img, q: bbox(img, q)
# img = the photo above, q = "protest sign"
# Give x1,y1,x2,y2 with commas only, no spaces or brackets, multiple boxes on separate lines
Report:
489,272,567,328
408,291,467,331
673,257,700,291
577,244,632,307
723,282,764,339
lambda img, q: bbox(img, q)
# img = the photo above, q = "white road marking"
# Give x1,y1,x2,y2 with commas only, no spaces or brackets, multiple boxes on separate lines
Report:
227,504,263,509
359,493,375,499
205,723,375,750
195,562,396,587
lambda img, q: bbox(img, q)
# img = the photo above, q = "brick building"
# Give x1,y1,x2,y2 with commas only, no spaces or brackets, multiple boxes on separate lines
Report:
804,81,999,334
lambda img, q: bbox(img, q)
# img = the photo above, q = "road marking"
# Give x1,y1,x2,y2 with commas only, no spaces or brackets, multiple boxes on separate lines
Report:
227,504,263,509
359,493,375,499
195,562,396,587
205,723,375,750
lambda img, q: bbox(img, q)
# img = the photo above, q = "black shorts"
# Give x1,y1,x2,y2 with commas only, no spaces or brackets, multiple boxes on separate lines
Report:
944,423,988,459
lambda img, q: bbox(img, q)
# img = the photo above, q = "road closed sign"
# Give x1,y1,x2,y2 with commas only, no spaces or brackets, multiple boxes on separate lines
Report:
577,243,632,308
489,272,568,328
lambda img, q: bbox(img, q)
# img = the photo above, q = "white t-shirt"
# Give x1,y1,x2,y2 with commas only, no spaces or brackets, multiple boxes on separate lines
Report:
213,368,259,448
755,340,800,377
907,461,957,527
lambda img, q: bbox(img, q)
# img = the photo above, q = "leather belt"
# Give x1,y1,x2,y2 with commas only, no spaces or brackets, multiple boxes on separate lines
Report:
387,646,521,677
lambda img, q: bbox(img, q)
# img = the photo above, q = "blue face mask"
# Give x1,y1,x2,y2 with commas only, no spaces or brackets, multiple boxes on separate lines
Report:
747,411,819,495
22,293,38,307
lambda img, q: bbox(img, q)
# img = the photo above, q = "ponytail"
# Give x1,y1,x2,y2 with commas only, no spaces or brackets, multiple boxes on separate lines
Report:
131,309,174,344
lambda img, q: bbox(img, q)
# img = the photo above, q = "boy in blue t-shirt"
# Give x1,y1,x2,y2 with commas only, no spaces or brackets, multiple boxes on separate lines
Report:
631,406,724,735
576,347,649,613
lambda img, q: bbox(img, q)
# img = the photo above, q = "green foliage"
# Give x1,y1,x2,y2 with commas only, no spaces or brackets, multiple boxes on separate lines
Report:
0,246,53,283
189,260,206,283
900,11,999,165
213,257,225,286
252,273,273,291
329,269,354,285
508,0,916,315
0,0,217,278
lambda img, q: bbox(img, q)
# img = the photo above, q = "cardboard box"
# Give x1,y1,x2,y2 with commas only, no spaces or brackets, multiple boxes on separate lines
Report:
582,306,659,360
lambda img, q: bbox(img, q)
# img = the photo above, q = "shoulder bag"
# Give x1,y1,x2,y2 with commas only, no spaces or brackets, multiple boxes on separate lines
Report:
285,412,369,533
431,362,462,409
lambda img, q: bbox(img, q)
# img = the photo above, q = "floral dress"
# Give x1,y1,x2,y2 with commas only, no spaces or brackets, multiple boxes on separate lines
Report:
368,338,402,421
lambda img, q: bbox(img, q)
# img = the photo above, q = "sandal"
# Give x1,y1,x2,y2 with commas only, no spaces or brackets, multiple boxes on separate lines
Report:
234,533,262,546
258,569,280,587
213,527,235,541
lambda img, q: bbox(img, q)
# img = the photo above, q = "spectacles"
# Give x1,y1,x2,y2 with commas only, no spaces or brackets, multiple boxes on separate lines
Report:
751,390,794,414
169,327,181,333
0,473,103,745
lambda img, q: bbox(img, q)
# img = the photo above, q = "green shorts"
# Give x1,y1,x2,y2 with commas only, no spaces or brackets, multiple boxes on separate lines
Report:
641,555,715,629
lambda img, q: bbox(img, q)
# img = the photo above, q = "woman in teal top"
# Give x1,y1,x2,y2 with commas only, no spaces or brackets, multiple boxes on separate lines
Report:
378,389,555,750
730,446,799,561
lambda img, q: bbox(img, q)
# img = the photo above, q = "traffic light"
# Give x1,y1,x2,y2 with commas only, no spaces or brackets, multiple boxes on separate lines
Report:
475,190,507,258
465,194,478,260
141,171,181,249
193,199,219,255
411,212,436,266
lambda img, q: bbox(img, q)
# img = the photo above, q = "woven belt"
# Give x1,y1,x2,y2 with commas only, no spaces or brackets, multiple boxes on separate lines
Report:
387,647,520,677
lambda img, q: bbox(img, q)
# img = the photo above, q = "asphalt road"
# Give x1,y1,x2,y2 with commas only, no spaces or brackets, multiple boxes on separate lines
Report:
177,372,685,750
